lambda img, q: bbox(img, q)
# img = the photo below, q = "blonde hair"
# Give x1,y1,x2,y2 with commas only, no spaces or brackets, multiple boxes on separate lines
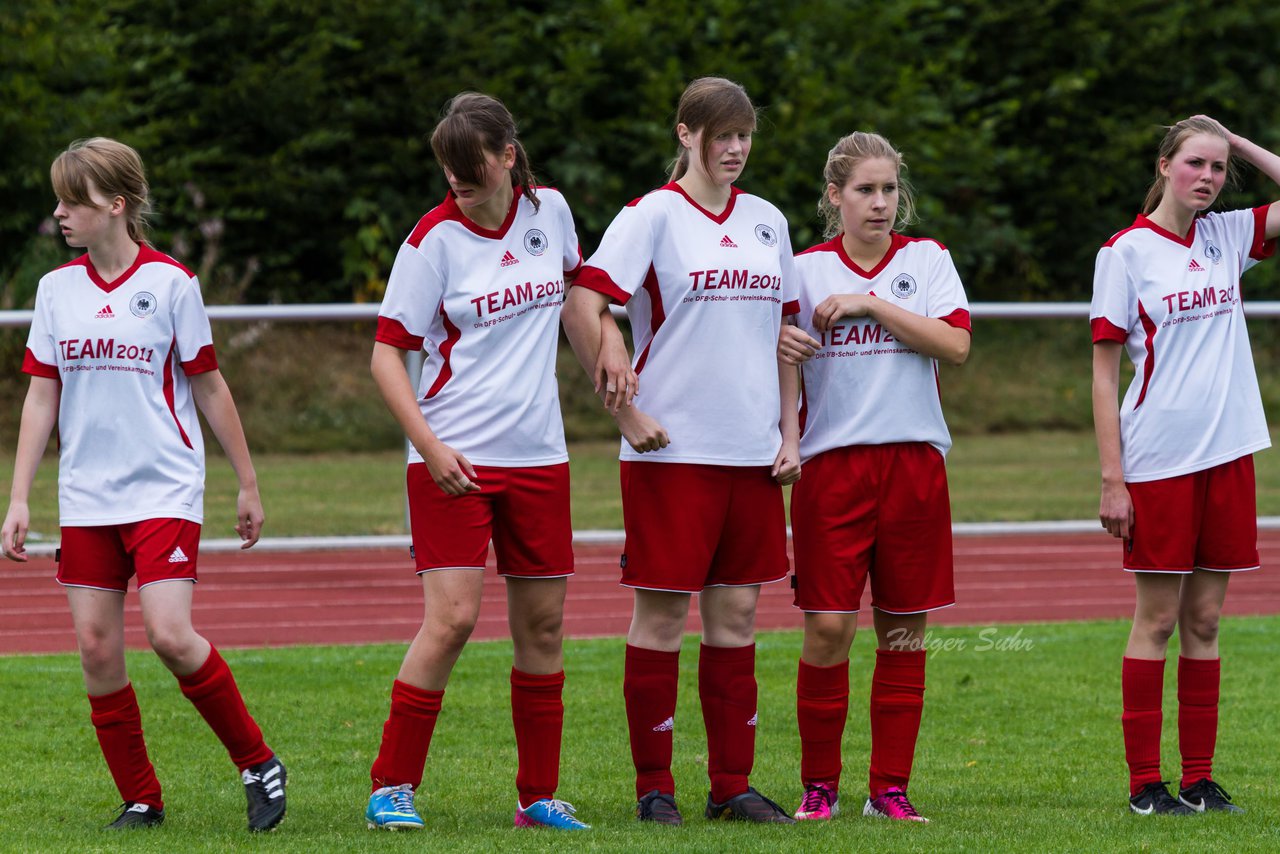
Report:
1142,117,1235,215
431,92,540,212
51,138,152,243
669,77,758,181
818,132,916,239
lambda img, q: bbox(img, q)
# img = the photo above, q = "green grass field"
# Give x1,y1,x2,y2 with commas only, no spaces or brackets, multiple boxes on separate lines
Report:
8,429,1280,541
2,619,1278,851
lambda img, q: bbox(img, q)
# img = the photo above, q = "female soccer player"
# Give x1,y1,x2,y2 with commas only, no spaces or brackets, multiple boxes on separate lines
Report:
1,138,285,832
364,92,596,831
777,132,971,823
562,76,801,825
1092,115,1279,816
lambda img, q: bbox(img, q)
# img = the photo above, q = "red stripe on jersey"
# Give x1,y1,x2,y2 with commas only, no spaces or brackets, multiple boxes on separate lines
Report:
662,182,741,225
22,348,59,379
162,339,195,450
1091,316,1127,343
1133,301,1158,410
565,246,583,281
939,308,971,332
798,381,809,436
423,304,461,400
375,316,426,351
633,265,665,375
1250,204,1277,261
1131,214,1196,248
180,344,218,376
782,299,801,316
573,267,631,304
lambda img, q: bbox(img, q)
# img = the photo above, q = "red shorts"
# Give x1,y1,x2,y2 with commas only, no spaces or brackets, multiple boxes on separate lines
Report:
56,519,201,592
406,462,573,578
1124,455,1259,574
791,443,955,614
619,461,789,592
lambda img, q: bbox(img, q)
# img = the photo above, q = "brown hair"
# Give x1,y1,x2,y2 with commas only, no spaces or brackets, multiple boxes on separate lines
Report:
817,131,917,239
430,92,539,212
1142,117,1234,215
669,77,758,181
51,137,153,243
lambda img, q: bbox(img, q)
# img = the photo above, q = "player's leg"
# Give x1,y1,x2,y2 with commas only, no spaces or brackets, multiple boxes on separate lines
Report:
862,610,929,822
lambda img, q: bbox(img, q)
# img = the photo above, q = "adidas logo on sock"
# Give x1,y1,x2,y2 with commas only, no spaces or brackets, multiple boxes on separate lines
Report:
95,305,115,319
500,250,519,267
720,235,738,248
747,712,758,727
652,716,674,733
1188,259,1205,272
167,546,189,564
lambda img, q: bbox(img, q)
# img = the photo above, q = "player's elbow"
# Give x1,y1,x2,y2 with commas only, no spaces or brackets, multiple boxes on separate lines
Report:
942,332,971,367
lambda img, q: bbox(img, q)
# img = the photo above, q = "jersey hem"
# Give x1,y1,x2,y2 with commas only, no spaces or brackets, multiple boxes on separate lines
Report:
59,510,204,527
1122,440,1271,483
406,453,569,468
617,453,778,466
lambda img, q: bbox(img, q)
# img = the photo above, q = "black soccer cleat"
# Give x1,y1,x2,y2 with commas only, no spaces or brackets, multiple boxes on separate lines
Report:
1179,778,1245,813
107,801,165,829
705,787,796,823
636,789,683,825
1129,781,1194,816
242,755,287,831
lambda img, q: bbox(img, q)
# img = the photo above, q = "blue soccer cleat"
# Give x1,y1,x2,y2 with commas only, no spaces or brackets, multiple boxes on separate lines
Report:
514,798,591,830
366,784,425,830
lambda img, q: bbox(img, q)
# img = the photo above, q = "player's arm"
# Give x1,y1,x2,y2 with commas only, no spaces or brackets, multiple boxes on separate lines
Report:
562,287,668,452
773,352,802,486
1196,115,1280,239
2,376,59,562
1092,341,1133,540
813,294,970,365
190,369,263,548
370,341,479,495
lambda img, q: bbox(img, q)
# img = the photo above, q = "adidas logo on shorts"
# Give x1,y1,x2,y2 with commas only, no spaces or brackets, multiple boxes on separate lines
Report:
747,712,758,727
652,716,674,733
500,250,519,267
168,547,189,564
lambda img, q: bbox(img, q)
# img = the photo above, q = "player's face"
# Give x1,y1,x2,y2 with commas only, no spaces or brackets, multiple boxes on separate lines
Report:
1160,133,1229,212
831,157,899,247
686,127,753,186
444,143,515,213
53,182,120,249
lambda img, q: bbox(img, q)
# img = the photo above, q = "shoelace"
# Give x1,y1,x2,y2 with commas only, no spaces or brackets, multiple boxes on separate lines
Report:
800,786,832,812
539,799,579,818
881,791,921,818
1192,779,1234,804
640,792,678,818
388,786,416,813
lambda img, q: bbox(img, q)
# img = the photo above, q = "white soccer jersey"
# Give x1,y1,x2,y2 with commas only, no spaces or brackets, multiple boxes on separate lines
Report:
23,246,218,526
792,234,971,461
1091,207,1276,482
376,187,580,467
575,183,799,465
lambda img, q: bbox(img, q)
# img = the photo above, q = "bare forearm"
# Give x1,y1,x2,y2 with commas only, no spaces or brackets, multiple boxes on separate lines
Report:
8,379,59,503
191,371,257,489
1091,346,1125,484
778,361,801,444
370,342,444,457
867,300,970,365
561,289,607,378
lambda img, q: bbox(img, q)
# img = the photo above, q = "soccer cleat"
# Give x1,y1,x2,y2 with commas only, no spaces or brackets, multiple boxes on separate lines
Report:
636,789,683,825
864,787,929,822
794,782,839,820
242,755,287,831
1129,781,1194,815
366,784,425,830
107,801,165,829
514,798,591,829
1179,778,1245,813
705,787,797,823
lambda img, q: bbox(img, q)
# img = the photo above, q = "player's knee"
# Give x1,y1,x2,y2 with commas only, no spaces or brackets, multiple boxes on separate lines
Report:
1180,609,1220,646
144,620,198,664
430,610,480,651
77,633,122,680
1136,613,1177,646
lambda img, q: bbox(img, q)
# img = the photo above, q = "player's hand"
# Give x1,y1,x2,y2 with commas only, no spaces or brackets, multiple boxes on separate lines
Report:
615,407,670,453
1099,480,1134,540
595,346,638,414
423,440,482,495
772,441,802,486
778,325,820,365
1188,114,1237,146
235,487,265,549
1,502,30,562
813,293,876,332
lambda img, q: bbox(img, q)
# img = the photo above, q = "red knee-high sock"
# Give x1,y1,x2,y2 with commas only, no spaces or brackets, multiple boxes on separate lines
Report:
511,668,565,807
868,648,926,797
175,646,273,771
797,659,849,789
624,644,679,799
89,684,163,810
699,643,757,804
1178,656,1220,789
1122,656,1165,796
370,679,444,791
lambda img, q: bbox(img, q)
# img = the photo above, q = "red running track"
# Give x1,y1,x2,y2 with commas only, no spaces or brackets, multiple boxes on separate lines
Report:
4,531,1280,655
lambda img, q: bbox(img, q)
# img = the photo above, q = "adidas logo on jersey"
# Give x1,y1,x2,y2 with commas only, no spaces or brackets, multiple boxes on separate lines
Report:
95,305,115,319
652,716,674,733
720,235,738,248
500,250,519,267
168,547,189,564
1188,259,1205,272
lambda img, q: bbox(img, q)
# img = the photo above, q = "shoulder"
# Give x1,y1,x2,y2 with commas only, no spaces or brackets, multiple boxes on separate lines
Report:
137,245,196,280
528,186,573,220
1102,222,1146,250
731,187,787,222
406,199,463,249
899,234,948,254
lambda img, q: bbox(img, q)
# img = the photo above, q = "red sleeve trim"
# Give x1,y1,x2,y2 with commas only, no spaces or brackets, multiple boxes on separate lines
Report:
375,316,425,350
565,246,583,281
782,299,801,316
1250,204,1277,261
1091,317,1128,343
180,344,219,376
939,308,972,332
21,348,59,379
573,266,630,304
